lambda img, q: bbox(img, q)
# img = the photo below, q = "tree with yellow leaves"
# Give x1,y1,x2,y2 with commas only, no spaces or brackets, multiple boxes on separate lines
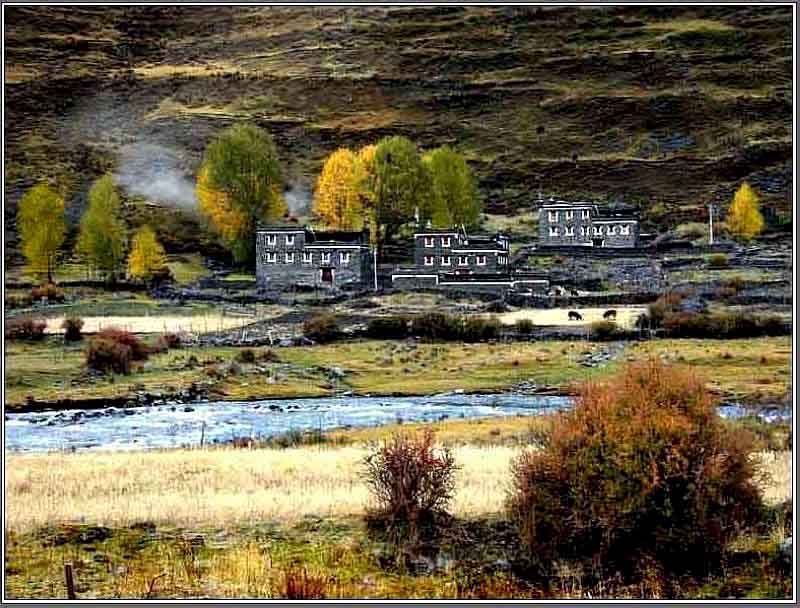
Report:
726,182,765,242
197,124,286,263
313,148,364,230
16,182,66,283
127,225,170,282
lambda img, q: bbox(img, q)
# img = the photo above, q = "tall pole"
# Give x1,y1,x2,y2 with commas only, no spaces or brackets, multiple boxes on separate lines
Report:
373,247,378,292
708,203,714,246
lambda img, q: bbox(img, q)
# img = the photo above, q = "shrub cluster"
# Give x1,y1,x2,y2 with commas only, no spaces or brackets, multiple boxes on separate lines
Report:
661,311,787,338
366,316,410,339
61,316,84,341
152,332,183,353
365,313,502,342
30,283,65,303
506,358,762,579
4,316,47,341
708,253,729,269
515,318,536,335
589,319,619,340
5,294,33,310
85,327,149,374
303,314,340,343
645,293,685,328
362,429,458,544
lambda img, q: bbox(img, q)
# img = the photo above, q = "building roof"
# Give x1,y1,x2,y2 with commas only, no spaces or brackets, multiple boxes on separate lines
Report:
257,224,369,244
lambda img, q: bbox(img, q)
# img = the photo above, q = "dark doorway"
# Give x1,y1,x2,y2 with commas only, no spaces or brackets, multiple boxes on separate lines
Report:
592,238,604,248
321,267,334,283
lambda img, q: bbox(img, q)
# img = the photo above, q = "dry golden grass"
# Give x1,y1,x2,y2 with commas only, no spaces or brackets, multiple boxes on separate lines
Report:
42,315,253,335
498,306,647,329
4,445,517,533
5,445,790,534
754,450,793,506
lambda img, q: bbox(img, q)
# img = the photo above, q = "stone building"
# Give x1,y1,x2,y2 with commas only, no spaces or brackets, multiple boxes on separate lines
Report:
255,225,374,291
392,226,550,295
538,199,640,248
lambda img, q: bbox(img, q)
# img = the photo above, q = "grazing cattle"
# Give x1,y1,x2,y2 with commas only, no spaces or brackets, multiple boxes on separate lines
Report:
570,289,580,296
568,310,583,321
603,309,617,320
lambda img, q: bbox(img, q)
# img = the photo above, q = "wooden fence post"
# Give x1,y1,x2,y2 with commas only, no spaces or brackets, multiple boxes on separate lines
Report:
64,562,76,600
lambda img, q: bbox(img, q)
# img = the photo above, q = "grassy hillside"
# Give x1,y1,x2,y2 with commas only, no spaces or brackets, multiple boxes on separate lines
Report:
4,6,792,262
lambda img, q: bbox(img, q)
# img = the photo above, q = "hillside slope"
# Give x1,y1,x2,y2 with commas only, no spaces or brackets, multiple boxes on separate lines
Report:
4,5,792,260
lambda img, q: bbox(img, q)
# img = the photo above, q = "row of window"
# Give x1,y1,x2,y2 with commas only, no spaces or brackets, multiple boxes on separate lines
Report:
422,254,508,267
263,234,299,247
549,224,632,237
262,251,351,264
423,236,454,248
548,209,591,222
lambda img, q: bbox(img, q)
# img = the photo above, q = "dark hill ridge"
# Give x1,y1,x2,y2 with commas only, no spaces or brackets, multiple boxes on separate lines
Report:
3,5,792,260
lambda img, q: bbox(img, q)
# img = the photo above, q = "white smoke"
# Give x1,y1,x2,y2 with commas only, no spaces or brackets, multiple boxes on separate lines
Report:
283,182,312,216
114,142,197,209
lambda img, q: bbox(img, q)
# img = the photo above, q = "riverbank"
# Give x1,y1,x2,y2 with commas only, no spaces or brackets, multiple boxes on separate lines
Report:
4,336,792,413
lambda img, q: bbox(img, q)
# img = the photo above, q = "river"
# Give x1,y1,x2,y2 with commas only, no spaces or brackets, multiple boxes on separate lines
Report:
4,394,789,453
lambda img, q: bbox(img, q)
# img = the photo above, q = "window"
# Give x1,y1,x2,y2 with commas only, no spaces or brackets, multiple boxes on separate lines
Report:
266,234,276,246
266,252,276,263
580,226,587,236
565,210,573,221
442,237,451,247
441,255,451,266
565,226,574,236
476,255,487,266
286,234,295,246
424,237,435,247
303,252,313,264
458,255,469,266
340,252,351,264
548,210,558,222
621,225,631,235
285,252,295,263
498,256,507,265
321,252,331,264
424,255,435,266
581,209,590,219
594,226,603,235
549,226,559,237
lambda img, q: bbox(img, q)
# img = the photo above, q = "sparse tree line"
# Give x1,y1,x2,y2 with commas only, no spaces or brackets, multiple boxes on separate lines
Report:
17,123,766,284
16,177,169,284
197,124,483,262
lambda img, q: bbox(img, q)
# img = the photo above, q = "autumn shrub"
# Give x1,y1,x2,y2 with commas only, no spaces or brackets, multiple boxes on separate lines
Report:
85,338,133,374
410,312,462,341
303,314,340,343
366,316,410,339
589,319,618,340
708,253,729,269
5,294,32,310
282,568,328,600
461,316,502,342
153,332,182,353
62,316,84,341
86,327,149,374
4,316,47,341
362,429,459,544
515,318,536,335
236,348,256,363
30,283,65,303
507,359,762,580
645,292,685,328
661,311,788,338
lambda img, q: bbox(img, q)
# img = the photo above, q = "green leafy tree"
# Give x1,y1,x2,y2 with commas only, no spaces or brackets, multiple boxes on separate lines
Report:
372,136,431,253
16,182,66,283
726,182,765,242
423,146,482,228
127,225,169,282
199,124,285,263
76,174,127,280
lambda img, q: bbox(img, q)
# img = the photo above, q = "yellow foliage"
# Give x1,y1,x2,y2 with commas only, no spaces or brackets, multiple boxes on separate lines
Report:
196,165,247,245
127,225,168,281
726,182,764,242
16,182,66,281
356,144,379,241
313,148,364,230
